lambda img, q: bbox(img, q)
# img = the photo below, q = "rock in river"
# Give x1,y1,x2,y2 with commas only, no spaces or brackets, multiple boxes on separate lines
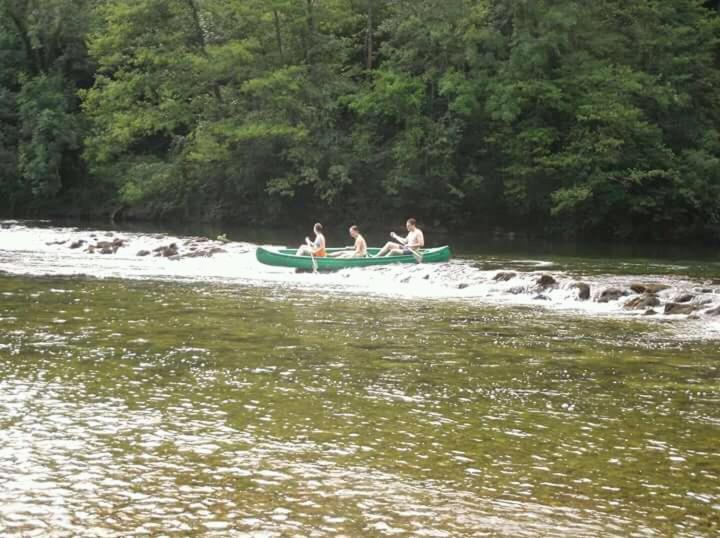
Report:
493,271,517,282
630,283,670,294
624,294,661,310
536,274,557,289
570,282,591,300
598,288,629,302
664,303,697,315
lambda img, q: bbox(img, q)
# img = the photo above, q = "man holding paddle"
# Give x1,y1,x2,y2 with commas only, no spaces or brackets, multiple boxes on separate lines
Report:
375,218,424,257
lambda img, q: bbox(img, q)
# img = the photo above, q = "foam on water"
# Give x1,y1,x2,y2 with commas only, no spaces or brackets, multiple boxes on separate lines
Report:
1,220,719,338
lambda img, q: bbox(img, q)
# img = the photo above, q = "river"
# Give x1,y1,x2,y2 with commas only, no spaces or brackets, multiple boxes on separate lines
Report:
0,220,719,536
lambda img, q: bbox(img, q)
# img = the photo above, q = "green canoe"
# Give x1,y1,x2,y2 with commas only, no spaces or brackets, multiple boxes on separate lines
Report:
256,246,451,270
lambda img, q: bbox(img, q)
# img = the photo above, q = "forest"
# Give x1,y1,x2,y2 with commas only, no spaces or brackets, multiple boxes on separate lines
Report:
1,0,720,240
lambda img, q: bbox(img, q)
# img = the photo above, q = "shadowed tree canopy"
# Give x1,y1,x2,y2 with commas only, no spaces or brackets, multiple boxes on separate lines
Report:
0,0,719,240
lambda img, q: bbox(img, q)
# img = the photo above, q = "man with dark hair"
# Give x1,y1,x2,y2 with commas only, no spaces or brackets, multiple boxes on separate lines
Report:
375,218,424,257
329,225,367,258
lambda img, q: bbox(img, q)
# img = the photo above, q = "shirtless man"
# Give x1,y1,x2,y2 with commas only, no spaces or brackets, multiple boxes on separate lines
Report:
296,223,326,257
375,218,424,256
329,225,367,258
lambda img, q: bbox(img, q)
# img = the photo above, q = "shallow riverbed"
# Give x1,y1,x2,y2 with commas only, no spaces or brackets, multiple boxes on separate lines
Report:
0,221,719,536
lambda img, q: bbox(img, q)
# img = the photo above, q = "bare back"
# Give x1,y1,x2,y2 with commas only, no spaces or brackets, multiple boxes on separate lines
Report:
355,234,367,256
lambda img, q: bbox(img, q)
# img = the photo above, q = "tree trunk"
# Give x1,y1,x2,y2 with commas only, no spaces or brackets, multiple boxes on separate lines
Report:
6,8,44,74
273,10,284,61
305,0,316,62
366,0,374,70
184,0,222,102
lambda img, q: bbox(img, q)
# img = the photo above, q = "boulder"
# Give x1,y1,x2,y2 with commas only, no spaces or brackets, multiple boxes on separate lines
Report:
598,288,629,303
643,309,657,316
673,293,694,303
664,303,697,315
153,243,178,257
536,274,557,289
136,250,151,257
99,246,114,255
493,271,517,282
624,294,661,310
69,240,85,249
630,283,671,294
457,283,470,289
570,282,591,300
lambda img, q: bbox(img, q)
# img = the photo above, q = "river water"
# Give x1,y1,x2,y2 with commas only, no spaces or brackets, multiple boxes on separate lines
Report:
0,220,719,536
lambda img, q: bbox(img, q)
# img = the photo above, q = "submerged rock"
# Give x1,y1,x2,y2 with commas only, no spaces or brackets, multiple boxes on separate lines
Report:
673,293,694,303
570,282,591,300
705,305,720,316
493,271,517,282
598,288,629,302
624,294,661,310
457,283,470,289
630,283,670,294
643,309,657,316
69,240,85,249
136,250,151,257
664,303,697,315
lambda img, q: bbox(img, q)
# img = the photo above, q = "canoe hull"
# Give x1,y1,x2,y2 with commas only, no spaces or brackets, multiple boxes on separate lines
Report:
256,246,451,270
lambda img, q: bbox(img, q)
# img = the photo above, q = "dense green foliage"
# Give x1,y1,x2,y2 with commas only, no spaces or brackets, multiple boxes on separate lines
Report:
1,0,720,239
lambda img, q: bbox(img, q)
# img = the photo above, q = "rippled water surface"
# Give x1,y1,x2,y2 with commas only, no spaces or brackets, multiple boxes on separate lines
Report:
1,274,719,537
1,221,720,536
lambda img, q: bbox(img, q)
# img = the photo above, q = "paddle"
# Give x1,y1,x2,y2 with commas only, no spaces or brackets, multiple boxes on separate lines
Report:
305,237,318,273
407,246,423,264
390,232,423,263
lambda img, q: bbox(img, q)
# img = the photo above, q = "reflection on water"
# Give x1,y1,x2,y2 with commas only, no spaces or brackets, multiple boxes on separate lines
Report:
0,277,718,536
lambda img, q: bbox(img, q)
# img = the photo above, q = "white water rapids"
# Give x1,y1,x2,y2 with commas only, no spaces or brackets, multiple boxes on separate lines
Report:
1,220,719,339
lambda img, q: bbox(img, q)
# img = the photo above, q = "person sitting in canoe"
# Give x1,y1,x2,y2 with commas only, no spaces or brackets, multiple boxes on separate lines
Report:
296,222,326,257
328,225,367,258
375,218,424,256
